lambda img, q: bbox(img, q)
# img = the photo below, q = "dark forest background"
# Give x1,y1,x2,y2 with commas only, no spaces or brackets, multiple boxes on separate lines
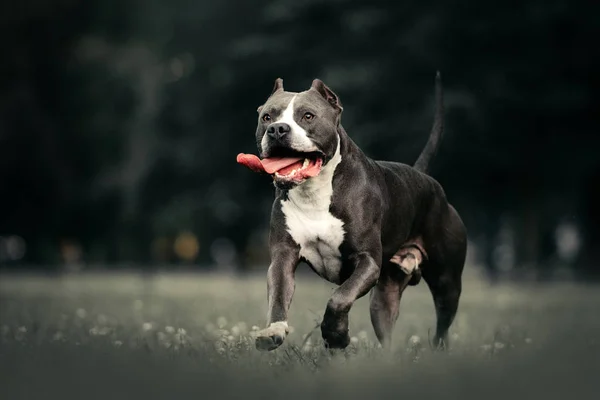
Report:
0,0,598,281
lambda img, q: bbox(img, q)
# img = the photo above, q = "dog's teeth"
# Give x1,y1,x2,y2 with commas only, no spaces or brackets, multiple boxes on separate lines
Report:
303,159,309,168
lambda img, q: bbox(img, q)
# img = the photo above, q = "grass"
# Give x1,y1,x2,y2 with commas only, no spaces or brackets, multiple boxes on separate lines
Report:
1,269,599,399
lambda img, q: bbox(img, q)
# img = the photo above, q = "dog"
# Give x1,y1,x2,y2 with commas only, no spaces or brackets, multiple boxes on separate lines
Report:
237,72,467,351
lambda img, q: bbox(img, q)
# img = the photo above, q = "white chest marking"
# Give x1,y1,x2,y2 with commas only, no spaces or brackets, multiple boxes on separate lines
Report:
280,136,345,282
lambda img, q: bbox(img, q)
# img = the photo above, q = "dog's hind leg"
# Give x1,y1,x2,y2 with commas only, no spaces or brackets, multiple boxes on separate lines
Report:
423,205,467,350
424,270,462,350
369,263,412,350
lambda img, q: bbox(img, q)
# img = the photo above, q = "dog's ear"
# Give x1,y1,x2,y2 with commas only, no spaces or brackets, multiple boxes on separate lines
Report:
311,79,343,112
271,77,284,95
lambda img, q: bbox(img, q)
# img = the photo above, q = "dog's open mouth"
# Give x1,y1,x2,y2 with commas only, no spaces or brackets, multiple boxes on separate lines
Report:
237,151,324,183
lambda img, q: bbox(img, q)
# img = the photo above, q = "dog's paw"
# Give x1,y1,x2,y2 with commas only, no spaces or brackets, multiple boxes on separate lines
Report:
253,321,289,351
321,328,351,349
321,313,350,349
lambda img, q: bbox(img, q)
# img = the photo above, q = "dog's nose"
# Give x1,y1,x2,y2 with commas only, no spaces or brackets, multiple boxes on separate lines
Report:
266,123,291,140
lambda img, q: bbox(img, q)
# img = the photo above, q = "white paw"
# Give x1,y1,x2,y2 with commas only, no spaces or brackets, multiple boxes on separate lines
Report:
253,321,289,351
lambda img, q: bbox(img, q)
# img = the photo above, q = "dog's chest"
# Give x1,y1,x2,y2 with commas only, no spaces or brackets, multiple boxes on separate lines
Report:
281,198,345,283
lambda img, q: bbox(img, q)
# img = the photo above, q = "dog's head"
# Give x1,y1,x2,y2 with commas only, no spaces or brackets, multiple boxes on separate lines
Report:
254,78,343,189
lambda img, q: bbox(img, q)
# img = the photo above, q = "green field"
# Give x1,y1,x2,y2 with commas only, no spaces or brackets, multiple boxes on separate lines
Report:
1,271,599,399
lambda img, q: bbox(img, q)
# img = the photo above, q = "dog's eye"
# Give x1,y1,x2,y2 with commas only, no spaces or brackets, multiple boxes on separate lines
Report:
262,114,271,122
303,112,315,121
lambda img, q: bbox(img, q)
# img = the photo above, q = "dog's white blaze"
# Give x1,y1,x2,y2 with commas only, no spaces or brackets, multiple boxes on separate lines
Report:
281,136,344,283
260,126,269,153
261,95,319,154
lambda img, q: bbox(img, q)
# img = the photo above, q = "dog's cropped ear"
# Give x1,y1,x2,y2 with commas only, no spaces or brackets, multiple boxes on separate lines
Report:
271,78,284,95
311,79,343,112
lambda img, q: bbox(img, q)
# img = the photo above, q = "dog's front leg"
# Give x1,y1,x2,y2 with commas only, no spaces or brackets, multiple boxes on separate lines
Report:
321,251,380,349
255,247,299,351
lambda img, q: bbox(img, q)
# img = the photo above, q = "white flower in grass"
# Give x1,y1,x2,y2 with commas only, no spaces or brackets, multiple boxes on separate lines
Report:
113,340,123,347
236,322,248,334
15,326,27,341
227,335,235,342
174,329,189,346
165,326,175,334
76,308,87,319
350,336,359,345
142,322,153,331
357,330,369,340
409,335,421,346
231,326,241,336
217,316,228,328
493,341,505,350
251,325,260,331
89,326,110,336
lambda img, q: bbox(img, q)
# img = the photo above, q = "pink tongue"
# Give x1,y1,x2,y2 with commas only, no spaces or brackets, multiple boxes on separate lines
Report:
260,157,304,174
237,153,265,173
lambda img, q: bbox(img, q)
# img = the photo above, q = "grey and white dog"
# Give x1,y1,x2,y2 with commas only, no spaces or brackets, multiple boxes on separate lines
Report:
237,73,466,351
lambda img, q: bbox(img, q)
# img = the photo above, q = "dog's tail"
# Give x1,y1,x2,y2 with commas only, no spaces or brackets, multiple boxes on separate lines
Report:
414,71,444,174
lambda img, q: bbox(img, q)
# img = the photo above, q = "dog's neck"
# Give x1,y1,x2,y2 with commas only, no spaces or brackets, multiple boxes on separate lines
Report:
337,125,371,167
